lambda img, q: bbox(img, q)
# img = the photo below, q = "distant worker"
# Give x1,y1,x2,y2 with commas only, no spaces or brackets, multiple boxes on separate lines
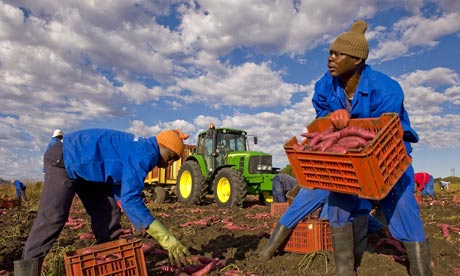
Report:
46,129,64,151
414,172,437,201
439,180,450,191
43,129,64,174
272,174,298,202
12,179,27,202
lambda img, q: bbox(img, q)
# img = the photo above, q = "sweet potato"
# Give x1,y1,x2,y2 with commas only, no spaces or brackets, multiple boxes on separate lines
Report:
336,136,369,148
191,262,213,276
338,126,376,140
324,144,348,153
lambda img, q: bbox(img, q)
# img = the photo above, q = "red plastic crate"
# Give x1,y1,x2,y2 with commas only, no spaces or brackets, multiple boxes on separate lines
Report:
0,198,21,208
270,202,289,217
284,113,411,200
281,219,332,254
64,239,148,276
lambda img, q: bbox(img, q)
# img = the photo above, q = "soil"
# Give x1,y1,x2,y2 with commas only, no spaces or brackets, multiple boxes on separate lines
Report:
1,189,459,276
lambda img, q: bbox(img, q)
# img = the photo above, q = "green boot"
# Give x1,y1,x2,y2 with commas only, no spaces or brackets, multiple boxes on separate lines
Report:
259,223,292,261
14,257,43,276
403,240,433,276
332,224,356,276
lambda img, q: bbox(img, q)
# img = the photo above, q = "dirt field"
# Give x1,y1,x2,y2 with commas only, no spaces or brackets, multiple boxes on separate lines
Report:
1,186,460,276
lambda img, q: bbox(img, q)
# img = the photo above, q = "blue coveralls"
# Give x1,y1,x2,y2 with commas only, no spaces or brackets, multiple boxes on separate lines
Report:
22,129,160,259
312,65,425,242
279,188,383,233
421,175,435,197
14,179,27,201
272,174,298,202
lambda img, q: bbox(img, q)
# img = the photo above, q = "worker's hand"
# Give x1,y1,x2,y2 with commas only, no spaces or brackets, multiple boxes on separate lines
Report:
329,109,350,130
146,220,190,267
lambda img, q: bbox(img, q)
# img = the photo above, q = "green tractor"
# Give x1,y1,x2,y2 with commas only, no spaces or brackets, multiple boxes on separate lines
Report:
176,124,278,208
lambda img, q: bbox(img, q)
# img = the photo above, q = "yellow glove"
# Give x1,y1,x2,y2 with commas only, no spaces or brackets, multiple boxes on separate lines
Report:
146,220,190,267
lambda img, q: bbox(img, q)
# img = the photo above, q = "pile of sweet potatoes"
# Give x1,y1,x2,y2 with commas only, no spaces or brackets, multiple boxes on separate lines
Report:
293,125,377,154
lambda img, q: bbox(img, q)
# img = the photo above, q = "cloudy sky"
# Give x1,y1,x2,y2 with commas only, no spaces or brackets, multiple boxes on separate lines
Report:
1,0,459,180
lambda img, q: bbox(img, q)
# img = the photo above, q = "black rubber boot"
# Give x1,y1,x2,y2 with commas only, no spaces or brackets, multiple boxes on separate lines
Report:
352,215,368,270
331,224,356,276
259,223,292,261
14,257,43,276
403,240,433,276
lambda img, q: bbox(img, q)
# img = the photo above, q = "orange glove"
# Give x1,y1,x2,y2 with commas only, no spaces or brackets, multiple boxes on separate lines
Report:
329,109,350,130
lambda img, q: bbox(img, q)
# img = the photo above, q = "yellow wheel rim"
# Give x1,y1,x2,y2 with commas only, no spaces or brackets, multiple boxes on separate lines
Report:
179,171,192,198
263,192,274,203
216,177,231,203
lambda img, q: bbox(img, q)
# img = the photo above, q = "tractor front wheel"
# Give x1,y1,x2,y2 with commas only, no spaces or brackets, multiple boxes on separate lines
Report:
212,167,247,208
176,161,207,205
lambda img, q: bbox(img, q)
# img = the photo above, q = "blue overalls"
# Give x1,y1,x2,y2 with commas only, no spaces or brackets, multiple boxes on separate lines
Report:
312,65,425,242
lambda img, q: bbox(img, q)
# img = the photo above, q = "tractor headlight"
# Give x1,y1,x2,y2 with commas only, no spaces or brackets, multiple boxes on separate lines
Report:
257,164,272,171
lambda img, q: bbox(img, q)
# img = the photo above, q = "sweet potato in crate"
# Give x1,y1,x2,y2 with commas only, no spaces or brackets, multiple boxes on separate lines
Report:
284,113,411,200
279,219,332,254
64,238,147,276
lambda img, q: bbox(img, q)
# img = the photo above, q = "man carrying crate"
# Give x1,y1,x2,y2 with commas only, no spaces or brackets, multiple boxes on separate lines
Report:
311,20,431,275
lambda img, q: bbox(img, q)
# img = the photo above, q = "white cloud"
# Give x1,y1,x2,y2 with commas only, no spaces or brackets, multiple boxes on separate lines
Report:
177,62,303,108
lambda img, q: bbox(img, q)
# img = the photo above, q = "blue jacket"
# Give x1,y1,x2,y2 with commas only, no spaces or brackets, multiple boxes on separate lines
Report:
14,180,26,190
312,65,418,143
63,129,160,230
46,137,61,151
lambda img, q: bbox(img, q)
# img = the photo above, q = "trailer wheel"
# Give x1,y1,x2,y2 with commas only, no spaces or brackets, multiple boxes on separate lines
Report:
212,167,247,208
153,186,167,204
176,161,207,205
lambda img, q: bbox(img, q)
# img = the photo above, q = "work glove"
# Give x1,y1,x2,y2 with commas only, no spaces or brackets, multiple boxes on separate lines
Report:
146,220,190,267
329,109,350,130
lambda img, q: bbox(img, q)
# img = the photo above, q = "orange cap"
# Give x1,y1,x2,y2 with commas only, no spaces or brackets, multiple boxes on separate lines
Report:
156,129,189,156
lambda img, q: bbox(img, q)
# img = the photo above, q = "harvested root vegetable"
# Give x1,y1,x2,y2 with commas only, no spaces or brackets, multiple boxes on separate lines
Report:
191,262,213,276
297,125,376,153
79,233,94,240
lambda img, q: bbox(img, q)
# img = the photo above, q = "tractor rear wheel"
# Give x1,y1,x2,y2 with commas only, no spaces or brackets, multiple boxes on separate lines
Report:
176,161,207,205
212,167,247,208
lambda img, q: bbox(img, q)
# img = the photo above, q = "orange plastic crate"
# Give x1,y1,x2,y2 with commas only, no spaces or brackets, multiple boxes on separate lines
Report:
270,202,289,217
284,113,411,200
281,219,332,254
64,239,148,276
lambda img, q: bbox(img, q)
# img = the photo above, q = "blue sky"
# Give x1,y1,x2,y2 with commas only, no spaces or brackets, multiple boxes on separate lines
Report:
1,0,459,180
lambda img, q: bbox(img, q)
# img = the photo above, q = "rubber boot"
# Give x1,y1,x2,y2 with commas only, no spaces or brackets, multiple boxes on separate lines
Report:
14,257,43,276
403,240,433,276
352,215,368,270
331,224,356,276
259,223,292,261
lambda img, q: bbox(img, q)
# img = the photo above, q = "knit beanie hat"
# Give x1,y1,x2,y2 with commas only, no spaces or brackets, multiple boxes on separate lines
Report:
156,129,189,156
330,20,369,59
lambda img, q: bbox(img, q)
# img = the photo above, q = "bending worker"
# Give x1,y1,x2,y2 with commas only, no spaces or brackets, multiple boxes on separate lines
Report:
311,20,431,275
272,174,298,202
414,172,437,201
12,179,28,202
14,128,191,275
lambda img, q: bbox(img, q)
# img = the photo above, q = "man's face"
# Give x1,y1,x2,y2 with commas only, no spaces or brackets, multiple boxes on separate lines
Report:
328,50,360,78
158,147,180,168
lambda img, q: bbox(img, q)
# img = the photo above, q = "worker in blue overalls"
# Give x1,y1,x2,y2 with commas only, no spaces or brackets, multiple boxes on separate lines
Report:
311,20,431,275
14,129,191,276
